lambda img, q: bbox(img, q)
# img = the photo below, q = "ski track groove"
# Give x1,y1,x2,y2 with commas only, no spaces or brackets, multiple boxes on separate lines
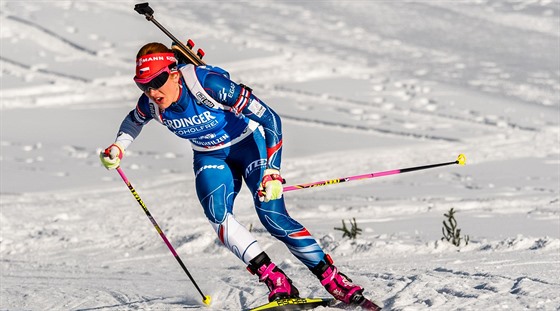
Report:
0,56,90,83
272,85,540,133
381,274,419,310
6,15,98,56
282,114,461,142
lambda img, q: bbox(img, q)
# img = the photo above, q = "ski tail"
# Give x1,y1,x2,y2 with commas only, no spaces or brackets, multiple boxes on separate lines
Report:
353,294,383,311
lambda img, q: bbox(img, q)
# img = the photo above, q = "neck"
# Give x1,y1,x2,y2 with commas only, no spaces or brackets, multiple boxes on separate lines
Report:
173,83,182,104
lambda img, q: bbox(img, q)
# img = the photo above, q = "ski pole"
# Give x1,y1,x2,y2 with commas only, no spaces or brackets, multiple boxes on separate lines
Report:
115,167,211,306
284,154,466,192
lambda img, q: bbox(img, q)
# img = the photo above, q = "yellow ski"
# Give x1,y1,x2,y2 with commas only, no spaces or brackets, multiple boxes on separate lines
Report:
248,297,335,311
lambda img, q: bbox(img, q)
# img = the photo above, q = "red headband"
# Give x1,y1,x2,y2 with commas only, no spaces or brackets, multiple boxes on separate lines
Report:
134,52,177,80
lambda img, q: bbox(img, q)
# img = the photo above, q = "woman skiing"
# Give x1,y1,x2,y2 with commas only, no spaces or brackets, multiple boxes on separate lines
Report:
100,42,375,307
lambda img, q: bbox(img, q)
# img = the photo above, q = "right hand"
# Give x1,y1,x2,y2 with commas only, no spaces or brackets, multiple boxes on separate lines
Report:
99,143,124,170
257,169,285,202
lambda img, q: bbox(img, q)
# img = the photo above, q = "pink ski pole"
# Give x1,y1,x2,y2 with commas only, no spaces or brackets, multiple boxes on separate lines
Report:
115,167,211,306
284,154,466,192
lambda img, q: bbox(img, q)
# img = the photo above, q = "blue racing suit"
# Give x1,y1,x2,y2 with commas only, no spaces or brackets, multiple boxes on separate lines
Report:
115,64,324,268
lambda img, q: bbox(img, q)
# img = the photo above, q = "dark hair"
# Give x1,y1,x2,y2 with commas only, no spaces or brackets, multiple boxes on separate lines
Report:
136,42,172,59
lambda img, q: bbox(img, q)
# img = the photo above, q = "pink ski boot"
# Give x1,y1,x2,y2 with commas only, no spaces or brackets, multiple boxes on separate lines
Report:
247,252,300,302
312,254,364,304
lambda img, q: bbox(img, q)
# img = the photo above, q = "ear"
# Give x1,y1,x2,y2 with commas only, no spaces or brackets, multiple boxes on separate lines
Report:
170,71,181,83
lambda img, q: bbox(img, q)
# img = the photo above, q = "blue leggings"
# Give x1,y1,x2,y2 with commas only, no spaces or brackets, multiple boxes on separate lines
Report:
193,131,324,268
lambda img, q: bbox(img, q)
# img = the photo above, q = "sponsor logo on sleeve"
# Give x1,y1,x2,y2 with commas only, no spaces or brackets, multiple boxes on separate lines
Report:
248,99,266,117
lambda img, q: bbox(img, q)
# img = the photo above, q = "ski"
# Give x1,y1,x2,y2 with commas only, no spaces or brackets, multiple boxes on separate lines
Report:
247,297,335,311
353,295,382,311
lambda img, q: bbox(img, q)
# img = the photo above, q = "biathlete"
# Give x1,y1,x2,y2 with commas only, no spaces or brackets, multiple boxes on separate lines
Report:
100,42,371,306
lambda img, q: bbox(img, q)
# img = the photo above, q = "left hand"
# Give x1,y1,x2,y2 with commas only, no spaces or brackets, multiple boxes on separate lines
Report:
258,169,284,202
99,142,124,170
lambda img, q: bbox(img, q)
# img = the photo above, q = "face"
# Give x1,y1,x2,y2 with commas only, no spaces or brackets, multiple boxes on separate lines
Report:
144,72,181,110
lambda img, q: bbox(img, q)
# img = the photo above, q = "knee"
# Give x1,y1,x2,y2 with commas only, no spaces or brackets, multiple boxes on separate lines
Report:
204,204,228,224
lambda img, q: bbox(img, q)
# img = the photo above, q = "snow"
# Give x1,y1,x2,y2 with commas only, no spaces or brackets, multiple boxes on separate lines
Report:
1,1,559,310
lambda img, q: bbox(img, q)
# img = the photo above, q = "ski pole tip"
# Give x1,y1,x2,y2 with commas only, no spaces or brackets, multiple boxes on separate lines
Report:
456,154,466,166
203,295,212,306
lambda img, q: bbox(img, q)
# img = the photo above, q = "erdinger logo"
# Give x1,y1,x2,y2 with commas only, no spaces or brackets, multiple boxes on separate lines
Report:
163,111,216,129
195,164,225,178
245,159,267,177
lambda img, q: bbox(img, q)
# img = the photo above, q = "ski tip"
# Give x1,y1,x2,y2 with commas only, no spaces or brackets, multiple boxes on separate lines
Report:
203,295,212,306
456,154,466,166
